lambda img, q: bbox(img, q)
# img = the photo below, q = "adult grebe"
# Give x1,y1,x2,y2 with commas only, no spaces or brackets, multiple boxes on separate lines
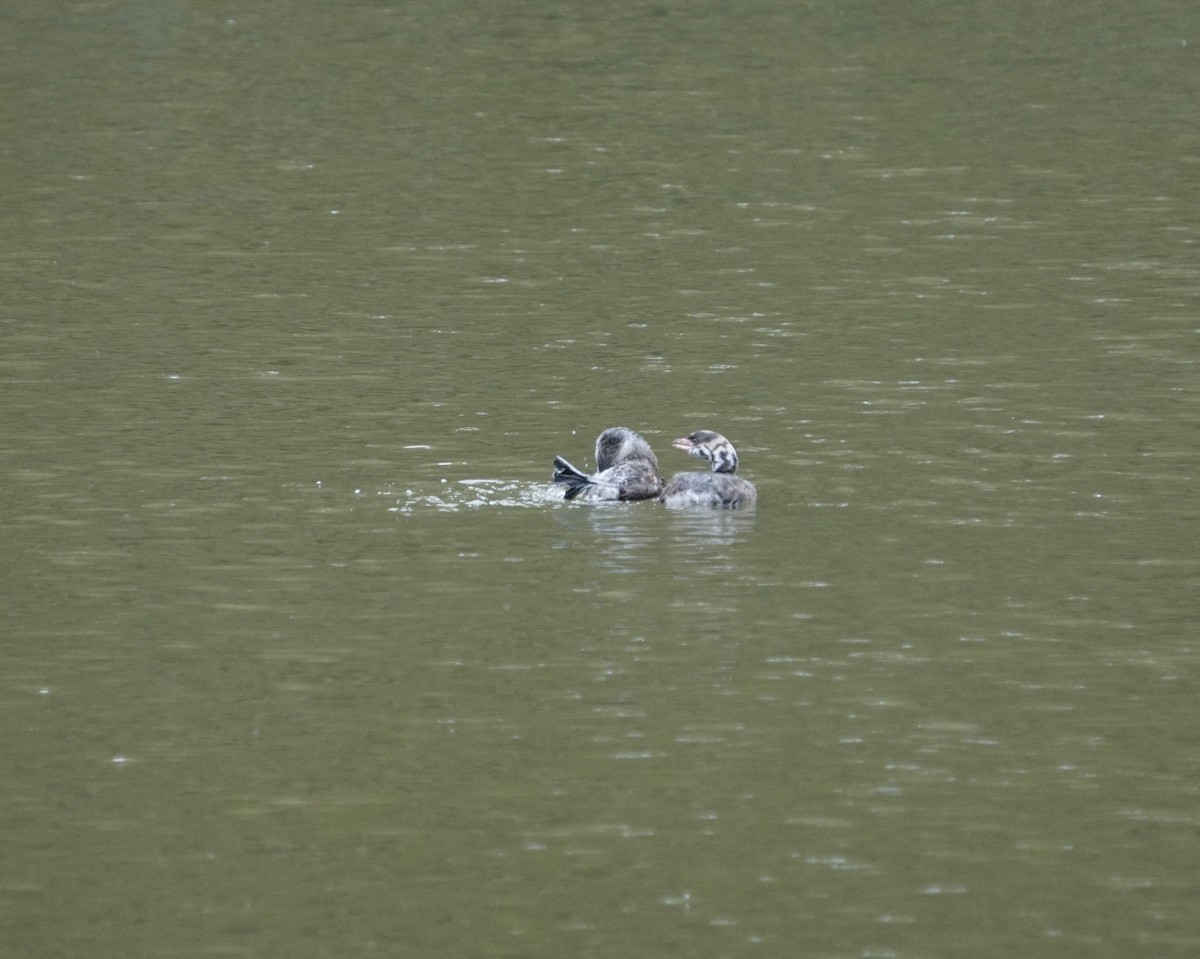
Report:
552,427,664,502
659,430,756,508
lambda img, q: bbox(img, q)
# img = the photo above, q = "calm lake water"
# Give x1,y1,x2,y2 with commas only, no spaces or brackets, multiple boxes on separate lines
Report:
3,1,1198,956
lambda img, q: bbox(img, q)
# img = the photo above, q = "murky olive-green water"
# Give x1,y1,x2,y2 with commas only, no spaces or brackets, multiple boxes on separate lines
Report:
4,2,1199,956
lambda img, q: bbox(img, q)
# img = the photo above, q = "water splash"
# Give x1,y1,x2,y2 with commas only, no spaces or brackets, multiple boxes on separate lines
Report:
386,479,562,513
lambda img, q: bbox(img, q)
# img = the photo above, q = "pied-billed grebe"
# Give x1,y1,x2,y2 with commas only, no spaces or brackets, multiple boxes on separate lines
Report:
660,430,757,508
552,427,664,501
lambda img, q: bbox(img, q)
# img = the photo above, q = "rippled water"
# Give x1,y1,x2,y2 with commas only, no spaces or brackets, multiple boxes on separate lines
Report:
3,1,1199,957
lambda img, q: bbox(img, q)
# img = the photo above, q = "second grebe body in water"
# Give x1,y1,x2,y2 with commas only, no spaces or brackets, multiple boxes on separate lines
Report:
659,430,756,508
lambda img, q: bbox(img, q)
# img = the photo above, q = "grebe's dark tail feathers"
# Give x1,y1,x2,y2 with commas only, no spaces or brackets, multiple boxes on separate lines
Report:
552,455,593,499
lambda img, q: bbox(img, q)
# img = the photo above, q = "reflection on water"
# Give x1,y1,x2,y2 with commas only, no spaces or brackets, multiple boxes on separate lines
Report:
662,507,757,550
383,477,758,569
549,496,758,576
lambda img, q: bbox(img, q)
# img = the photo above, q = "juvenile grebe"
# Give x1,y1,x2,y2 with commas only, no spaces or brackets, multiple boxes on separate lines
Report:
552,427,664,502
659,430,756,508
